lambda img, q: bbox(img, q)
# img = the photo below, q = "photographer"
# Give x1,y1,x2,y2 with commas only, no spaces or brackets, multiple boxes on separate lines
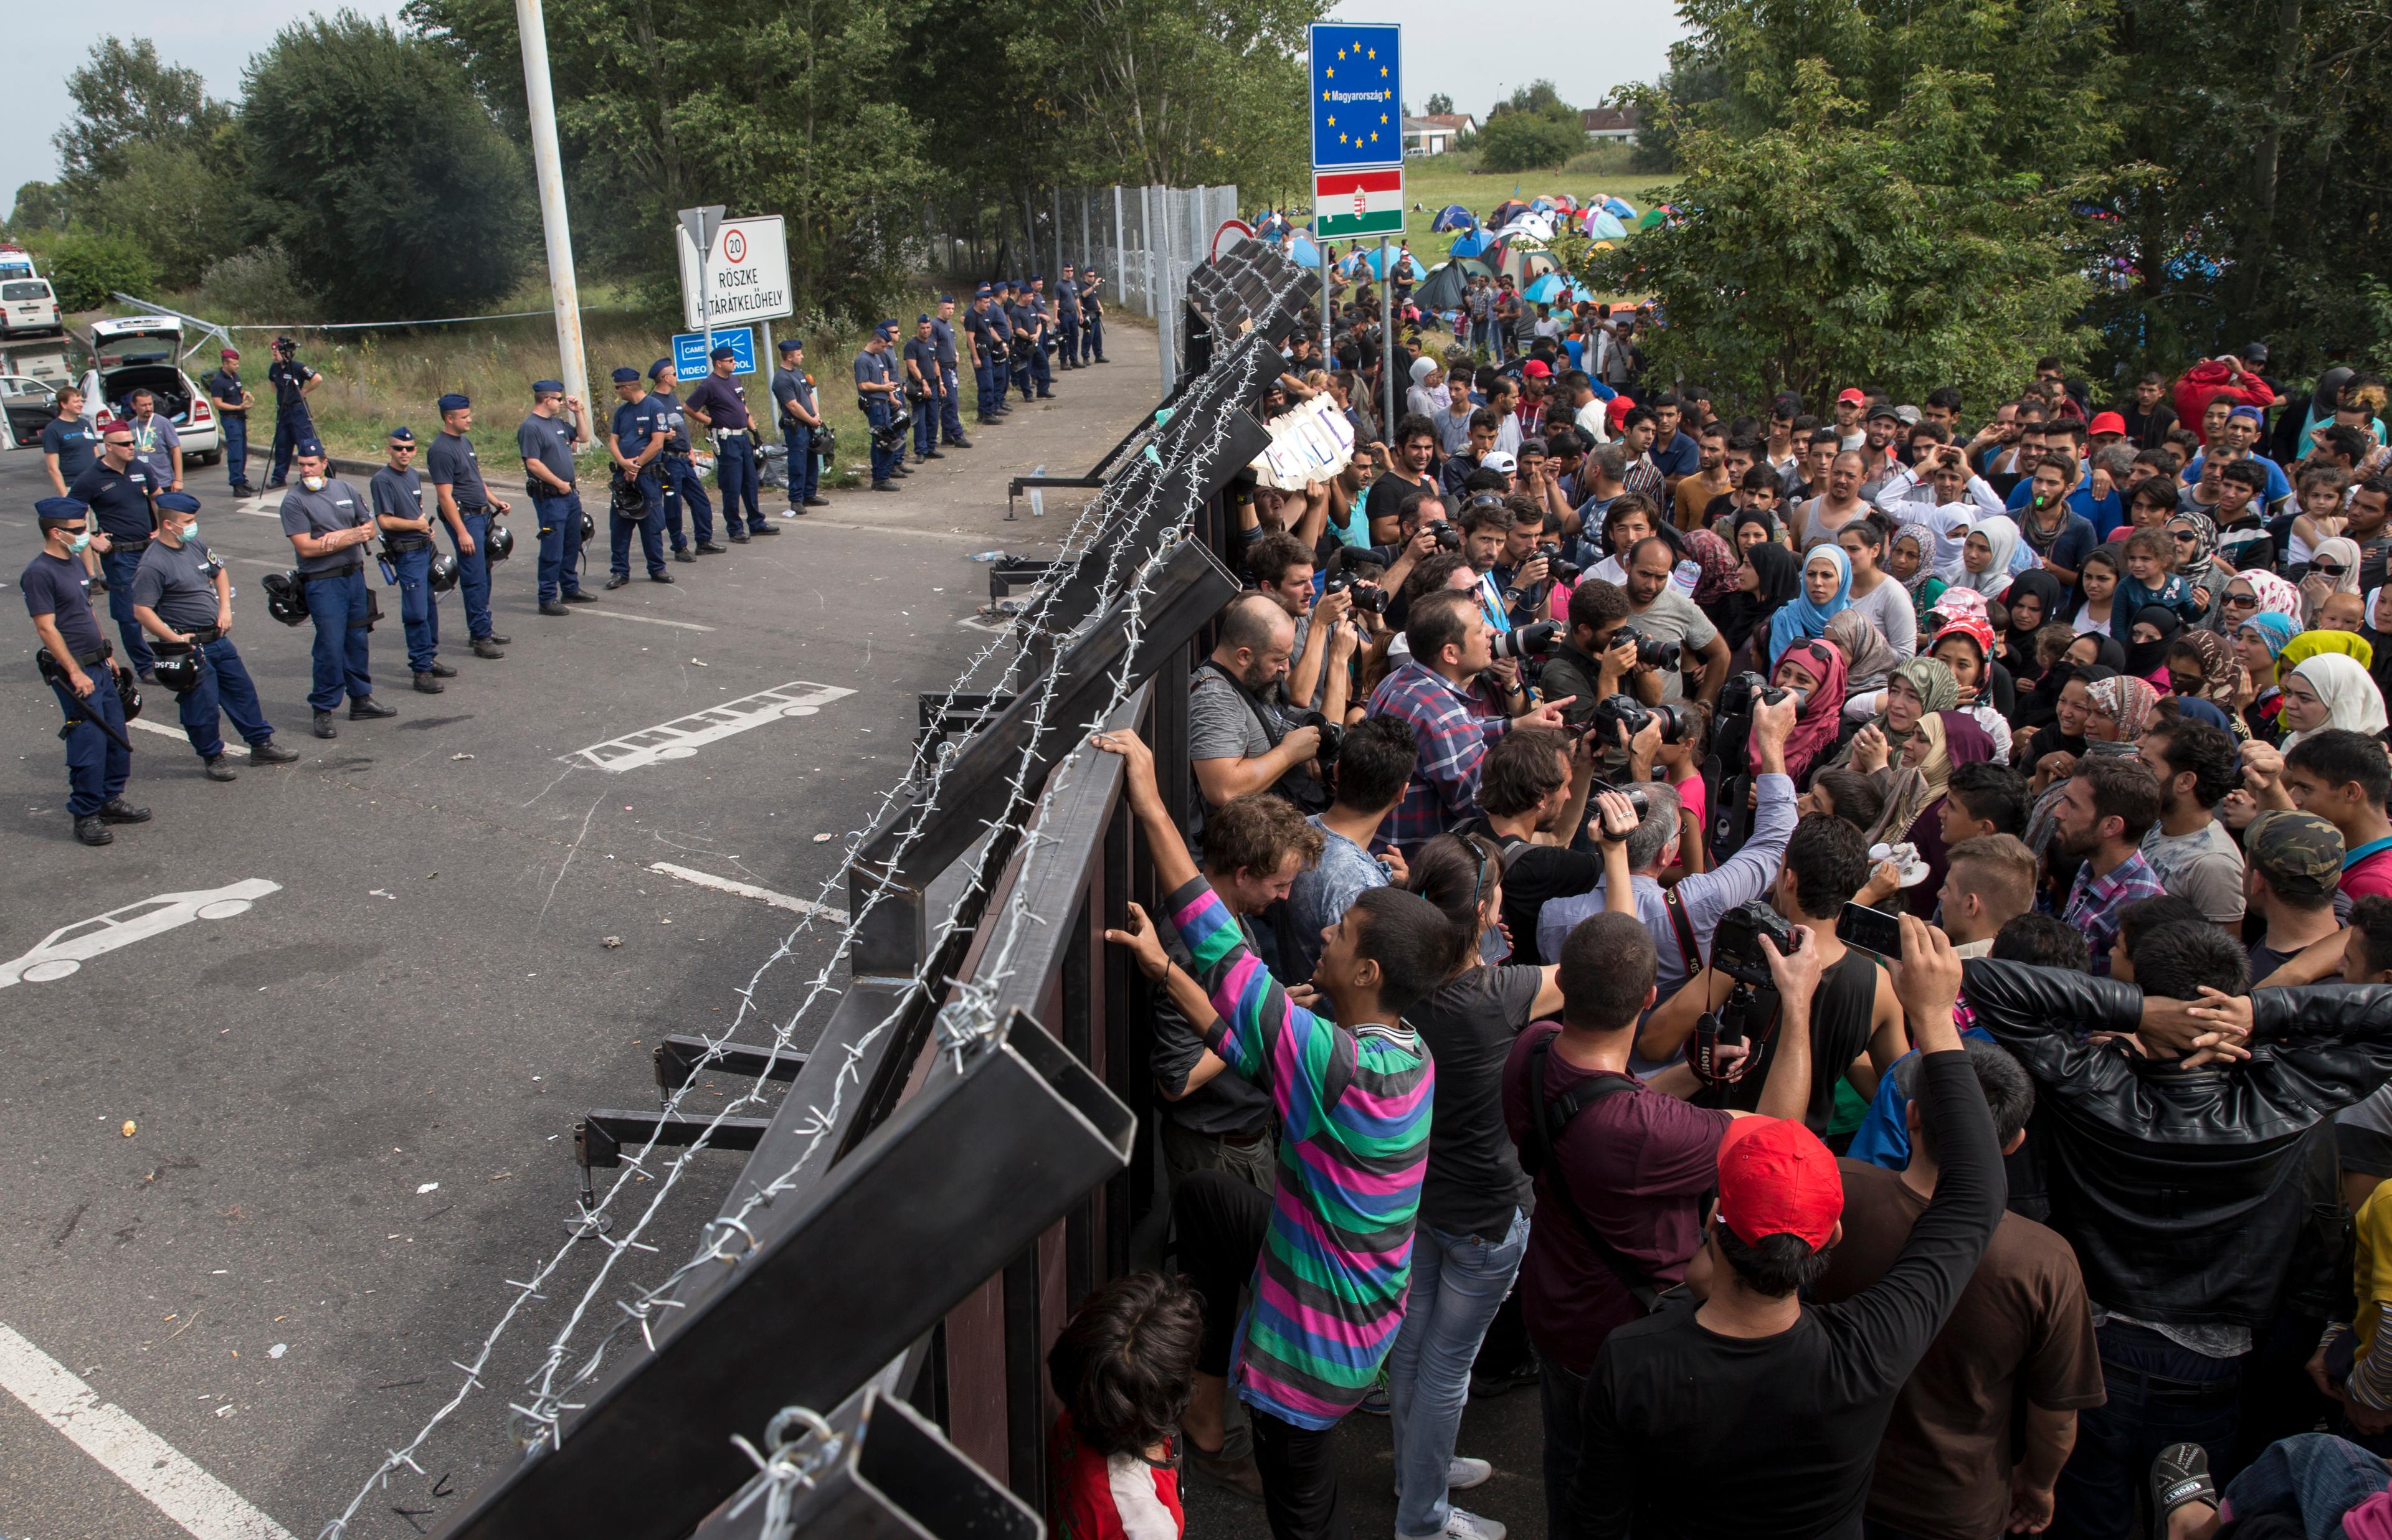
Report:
1247,532,1355,716
1190,593,1323,812
1539,577,1654,732
1536,689,1799,1004
1635,815,1909,1128
1455,727,1634,965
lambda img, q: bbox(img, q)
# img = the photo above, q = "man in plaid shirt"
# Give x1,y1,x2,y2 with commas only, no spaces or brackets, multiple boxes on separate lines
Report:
2052,756,2170,977
1365,588,1575,852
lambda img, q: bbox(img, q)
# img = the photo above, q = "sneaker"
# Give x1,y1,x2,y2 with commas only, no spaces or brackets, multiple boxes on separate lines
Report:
1393,1460,1492,1501
1400,1508,1506,1540
2151,1443,2216,1538
1355,1380,1392,1415
203,754,239,783
1184,1442,1263,1505
1469,1356,1540,1401
249,740,299,764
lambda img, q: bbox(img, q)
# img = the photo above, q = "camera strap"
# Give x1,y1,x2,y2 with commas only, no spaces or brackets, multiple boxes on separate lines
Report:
1664,887,1704,978
1522,1035,1664,1314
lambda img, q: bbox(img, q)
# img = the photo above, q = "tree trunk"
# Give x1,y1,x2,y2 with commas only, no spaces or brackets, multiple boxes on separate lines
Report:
2234,0,2305,313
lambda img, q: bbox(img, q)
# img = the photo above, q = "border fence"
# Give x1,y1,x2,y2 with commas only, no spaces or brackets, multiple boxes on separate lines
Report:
329,237,1317,1539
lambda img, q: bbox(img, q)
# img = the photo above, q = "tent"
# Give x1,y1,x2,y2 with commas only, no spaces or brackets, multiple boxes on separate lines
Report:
1580,209,1628,240
1600,196,1636,218
1493,214,1557,244
1356,247,1427,280
1286,234,1322,267
1448,229,1494,260
1414,260,1470,314
1524,272,1590,305
1529,196,1557,214
1430,204,1476,233
1490,244,1563,284
1636,207,1669,230
1549,193,1579,214
1490,199,1531,227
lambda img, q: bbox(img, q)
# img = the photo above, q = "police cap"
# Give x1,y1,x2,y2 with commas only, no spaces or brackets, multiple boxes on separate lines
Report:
295,438,326,458
155,491,201,514
916,313,931,325
974,284,992,298
388,426,416,442
777,338,803,354
34,496,90,526
708,344,737,362
875,319,899,338
648,357,673,380
531,379,565,395
437,392,470,413
1031,272,1043,281
611,366,643,384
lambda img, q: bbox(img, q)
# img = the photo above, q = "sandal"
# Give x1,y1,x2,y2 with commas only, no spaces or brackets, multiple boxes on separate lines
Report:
2150,1442,2217,1539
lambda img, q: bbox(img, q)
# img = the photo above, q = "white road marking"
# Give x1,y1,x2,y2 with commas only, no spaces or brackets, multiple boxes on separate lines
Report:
569,608,716,633
648,862,848,920
0,879,280,988
0,1321,298,1540
566,681,856,772
128,716,188,740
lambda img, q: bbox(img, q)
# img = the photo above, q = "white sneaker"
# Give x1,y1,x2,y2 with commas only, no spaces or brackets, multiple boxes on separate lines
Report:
1397,1509,1506,1540
1392,1458,1495,1500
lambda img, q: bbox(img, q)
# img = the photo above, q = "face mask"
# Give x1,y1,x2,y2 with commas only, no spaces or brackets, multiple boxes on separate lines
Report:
179,521,199,544
303,475,326,492
67,531,90,554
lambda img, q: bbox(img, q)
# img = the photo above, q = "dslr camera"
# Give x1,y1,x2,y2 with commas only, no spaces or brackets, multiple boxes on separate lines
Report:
1535,541,1583,583
1590,692,1693,747
1710,899,1798,988
1489,620,1559,661
1321,569,1389,614
1423,519,1463,552
1288,709,1344,771
1717,670,1792,719
1621,627,1682,672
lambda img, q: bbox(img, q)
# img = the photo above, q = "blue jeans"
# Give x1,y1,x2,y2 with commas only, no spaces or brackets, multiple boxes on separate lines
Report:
610,475,667,577
302,566,373,711
222,415,249,488
2051,1321,2244,1540
715,433,761,530
781,425,818,503
865,400,901,483
176,638,273,757
99,544,155,674
391,544,440,670
49,672,131,816
270,410,313,484
659,456,711,548
911,392,937,456
938,366,964,440
532,490,586,602
1388,1207,1529,1537
2221,1433,2392,1538
1081,314,1103,361
452,511,495,639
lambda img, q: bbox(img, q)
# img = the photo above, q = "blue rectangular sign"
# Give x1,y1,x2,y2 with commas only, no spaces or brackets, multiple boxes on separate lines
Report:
671,325,756,379
1309,22,1402,171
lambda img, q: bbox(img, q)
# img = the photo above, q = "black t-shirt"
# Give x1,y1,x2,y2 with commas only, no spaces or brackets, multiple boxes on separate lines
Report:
67,461,156,542
1455,819,1603,966
1692,948,1877,1131
1365,470,1433,534
268,358,316,415
1409,964,1543,1239
1576,1051,2004,1540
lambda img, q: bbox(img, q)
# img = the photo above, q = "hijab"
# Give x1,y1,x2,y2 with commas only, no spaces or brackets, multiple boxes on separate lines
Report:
2280,628,2376,674
2282,652,2391,750
2001,569,2067,679
2073,633,2127,674
1952,515,2021,597
2171,697,2238,734
2086,673,2161,745
1723,541,1801,653
2238,568,2304,624
2309,537,2366,626
1752,638,1850,782
2167,511,2220,588
1768,543,1855,669
2122,603,2183,679
1892,523,1938,595
2171,627,2238,705
1823,609,1901,694
1928,584,1990,631
1683,526,1742,606
1836,654,1958,770
1892,712,1999,915
1732,508,1782,550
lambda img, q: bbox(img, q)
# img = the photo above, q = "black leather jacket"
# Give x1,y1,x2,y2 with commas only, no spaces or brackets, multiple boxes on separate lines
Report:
1961,960,2392,1330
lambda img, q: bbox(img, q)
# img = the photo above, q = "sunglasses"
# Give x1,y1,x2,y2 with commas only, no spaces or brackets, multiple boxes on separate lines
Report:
2172,531,2200,542
2314,560,2350,576
2224,592,2257,607
391,443,417,453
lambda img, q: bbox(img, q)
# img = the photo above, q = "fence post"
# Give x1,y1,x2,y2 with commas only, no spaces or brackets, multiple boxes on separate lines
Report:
1113,187,1125,312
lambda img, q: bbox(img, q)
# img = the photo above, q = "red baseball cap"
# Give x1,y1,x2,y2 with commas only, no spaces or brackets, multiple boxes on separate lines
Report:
1836,387,1867,406
1716,1117,1843,1248
1607,395,1635,427
2087,410,2127,436
1522,359,1552,378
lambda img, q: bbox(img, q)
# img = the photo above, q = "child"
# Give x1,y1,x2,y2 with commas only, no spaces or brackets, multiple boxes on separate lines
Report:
2111,527,2204,643
1656,701,1712,874
1047,1271,1203,1539
2072,547,2121,635
2290,462,2350,569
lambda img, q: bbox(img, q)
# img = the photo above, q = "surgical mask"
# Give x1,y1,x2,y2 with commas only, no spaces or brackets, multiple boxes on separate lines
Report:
178,521,199,544
66,531,90,554
303,475,326,491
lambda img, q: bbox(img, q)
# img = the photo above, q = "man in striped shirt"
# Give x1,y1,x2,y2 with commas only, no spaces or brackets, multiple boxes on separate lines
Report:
1095,727,1451,1537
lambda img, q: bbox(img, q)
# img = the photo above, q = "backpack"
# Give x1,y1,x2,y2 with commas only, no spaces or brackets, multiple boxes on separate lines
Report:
1519,1034,1673,1313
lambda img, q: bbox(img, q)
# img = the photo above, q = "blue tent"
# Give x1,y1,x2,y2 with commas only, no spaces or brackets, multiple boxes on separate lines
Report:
1449,229,1493,260
1286,234,1322,267
1430,204,1476,233
1600,196,1636,218
1524,272,1590,305
1356,248,1426,280
1587,210,1628,240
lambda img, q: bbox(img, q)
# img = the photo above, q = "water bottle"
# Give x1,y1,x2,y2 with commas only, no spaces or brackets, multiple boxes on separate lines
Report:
1672,559,1701,596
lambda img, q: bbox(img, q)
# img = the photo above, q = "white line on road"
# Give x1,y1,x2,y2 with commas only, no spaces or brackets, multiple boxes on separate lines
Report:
649,862,848,921
128,716,188,740
0,1321,298,1540
568,607,716,632
567,680,857,772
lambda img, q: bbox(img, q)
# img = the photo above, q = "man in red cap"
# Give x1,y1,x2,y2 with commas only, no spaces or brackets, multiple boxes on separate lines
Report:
1573,914,2002,1538
201,347,255,498
1833,386,1869,451
2087,409,2129,453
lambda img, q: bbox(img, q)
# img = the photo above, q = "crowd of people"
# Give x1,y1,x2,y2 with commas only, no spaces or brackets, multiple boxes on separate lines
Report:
1035,334,2392,1540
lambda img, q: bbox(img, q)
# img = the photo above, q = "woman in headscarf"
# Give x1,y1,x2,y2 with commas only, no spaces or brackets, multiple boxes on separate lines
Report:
1730,507,1782,554
1950,515,2023,600
2303,536,2365,628
1823,610,1902,710
1749,636,1849,785
2163,511,2228,628
2279,652,2391,750
1767,544,1853,670
1927,615,2015,765
2001,571,2067,674
1682,525,1744,616
1720,541,1800,666
2224,568,2305,630
2279,626,2376,676
1865,711,1999,917
1887,522,1948,631
2162,628,2250,741
2232,611,2300,744
2024,673,2157,865
1833,655,1958,769
2122,603,2185,686
2016,663,2116,780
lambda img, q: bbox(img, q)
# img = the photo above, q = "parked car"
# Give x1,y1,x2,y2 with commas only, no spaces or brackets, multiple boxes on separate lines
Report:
2,372,55,450
1,277,60,338
77,315,221,466
0,243,36,281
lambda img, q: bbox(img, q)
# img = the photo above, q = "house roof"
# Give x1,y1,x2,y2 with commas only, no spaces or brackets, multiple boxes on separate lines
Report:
1579,106,1643,132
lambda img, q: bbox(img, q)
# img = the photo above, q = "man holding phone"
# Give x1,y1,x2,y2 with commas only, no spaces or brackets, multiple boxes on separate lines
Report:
1873,442,2009,579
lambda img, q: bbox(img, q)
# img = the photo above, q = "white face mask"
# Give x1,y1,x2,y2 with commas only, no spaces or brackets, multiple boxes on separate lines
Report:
302,474,326,492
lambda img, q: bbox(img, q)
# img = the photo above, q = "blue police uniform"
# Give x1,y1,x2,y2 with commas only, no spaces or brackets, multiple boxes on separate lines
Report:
202,362,252,491
265,351,320,486
609,373,670,580
771,347,822,508
686,351,761,536
278,460,379,713
644,367,711,555
1054,274,1081,372
132,514,278,762
1026,280,1056,395
1008,289,1050,400
929,305,967,445
855,329,903,486
518,395,589,604
68,456,159,676
965,291,1008,422
371,440,442,674
902,324,942,460
22,515,133,829
427,404,503,641
1078,271,1106,363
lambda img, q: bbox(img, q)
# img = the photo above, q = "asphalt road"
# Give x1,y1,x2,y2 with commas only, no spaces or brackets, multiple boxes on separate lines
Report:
0,333,1156,1539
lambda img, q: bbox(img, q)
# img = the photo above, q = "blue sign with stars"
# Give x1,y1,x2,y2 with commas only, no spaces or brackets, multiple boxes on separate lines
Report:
1309,22,1402,171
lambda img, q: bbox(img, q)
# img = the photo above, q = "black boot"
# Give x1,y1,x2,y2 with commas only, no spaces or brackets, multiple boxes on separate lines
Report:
98,798,151,823
414,670,447,692
473,636,506,658
349,696,397,720
74,815,112,846
249,739,299,764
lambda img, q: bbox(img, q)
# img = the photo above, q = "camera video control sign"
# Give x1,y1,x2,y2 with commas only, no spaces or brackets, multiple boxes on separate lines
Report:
676,214,793,331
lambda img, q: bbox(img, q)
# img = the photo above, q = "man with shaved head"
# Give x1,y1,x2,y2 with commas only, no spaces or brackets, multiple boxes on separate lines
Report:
1190,592,1322,811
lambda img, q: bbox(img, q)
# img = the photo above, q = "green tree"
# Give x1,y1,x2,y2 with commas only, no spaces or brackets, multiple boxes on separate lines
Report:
1425,92,1453,115
240,12,532,318
9,182,69,233
56,38,235,197
40,228,161,311
1575,60,2100,411
80,139,240,289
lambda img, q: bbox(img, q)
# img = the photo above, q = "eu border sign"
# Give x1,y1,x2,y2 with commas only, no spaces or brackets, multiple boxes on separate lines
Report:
1309,22,1402,239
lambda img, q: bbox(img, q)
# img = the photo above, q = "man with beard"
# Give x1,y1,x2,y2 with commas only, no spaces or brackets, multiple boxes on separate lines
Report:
2053,756,2170,977
1189,593,1323,813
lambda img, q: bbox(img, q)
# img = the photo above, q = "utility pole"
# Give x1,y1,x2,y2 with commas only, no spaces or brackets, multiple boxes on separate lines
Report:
515,0,588,422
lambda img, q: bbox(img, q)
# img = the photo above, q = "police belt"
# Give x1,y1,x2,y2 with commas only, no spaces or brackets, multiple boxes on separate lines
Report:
45,640,113,669
152,626,221,653
531,482,577,496
302,560,364,582
713,427,749,438
106,533,151,552
382,531,434,552
456,502,491,516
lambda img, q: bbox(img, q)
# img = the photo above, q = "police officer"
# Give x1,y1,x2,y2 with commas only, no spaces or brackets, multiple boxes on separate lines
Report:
265,335,321,489
429,394,512,659
1054,264,1081,372
519,380,594,614
279,440,392,738
1009,280,1051,400
770,338,828,514
372,427,450,691
644,361,713,561
202,347,256,496
902,314,942,465
24,498,145,844
1026,273,1057,396
607,366,672,586
964,286,1004,427
686,343,769,540
68,417,159,679
855,321,904,491
930,296,971,449
1079,265,1108,364
131,491,298,780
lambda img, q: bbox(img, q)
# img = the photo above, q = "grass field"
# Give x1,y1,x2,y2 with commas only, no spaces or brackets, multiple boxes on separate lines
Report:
1264,144,1678,267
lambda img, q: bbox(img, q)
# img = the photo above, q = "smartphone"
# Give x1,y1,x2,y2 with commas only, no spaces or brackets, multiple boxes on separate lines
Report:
1837,901,1905,960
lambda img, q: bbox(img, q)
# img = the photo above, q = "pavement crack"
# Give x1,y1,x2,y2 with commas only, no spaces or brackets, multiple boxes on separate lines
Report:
536,796,604,930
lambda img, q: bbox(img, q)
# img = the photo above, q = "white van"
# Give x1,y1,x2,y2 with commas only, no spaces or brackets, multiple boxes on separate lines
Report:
1,277,60,338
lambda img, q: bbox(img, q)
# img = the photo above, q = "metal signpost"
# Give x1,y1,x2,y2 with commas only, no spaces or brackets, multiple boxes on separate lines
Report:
516,0,589,418
1308,21,1402,437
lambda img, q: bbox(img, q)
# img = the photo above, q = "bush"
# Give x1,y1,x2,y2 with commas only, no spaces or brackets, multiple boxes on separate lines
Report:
40,228,161,311
197,245,316,324
1476,110,1585,173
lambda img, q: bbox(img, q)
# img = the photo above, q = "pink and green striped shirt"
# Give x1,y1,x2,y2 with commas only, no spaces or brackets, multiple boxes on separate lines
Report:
1170,877,1433,1430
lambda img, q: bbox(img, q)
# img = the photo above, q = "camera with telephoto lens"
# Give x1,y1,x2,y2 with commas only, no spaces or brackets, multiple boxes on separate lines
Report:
1488,620,1559,661
1710,899,1799,989
1717,669,1790,720
1627,630,1683,672
1536,541,1583,583
1590,692,1692,748
1288,709,1344,770
1321,569,1389,614
1424,518,1462,551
